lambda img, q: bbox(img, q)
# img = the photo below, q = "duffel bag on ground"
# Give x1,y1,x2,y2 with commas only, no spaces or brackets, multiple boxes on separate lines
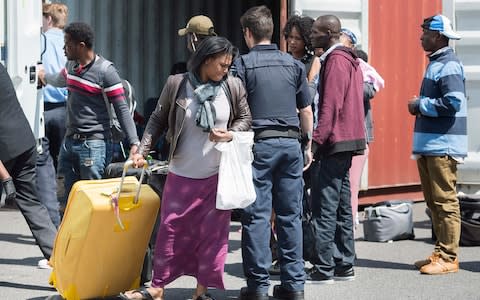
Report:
363,200,415,242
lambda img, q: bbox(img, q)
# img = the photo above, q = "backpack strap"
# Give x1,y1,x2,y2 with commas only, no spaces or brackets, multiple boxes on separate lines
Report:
122,79,136,116
98,57,115,122
98,57,113,85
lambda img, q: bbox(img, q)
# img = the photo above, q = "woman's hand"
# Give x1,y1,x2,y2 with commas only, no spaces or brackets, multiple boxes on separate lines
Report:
131,153,146,168
209,128,233,143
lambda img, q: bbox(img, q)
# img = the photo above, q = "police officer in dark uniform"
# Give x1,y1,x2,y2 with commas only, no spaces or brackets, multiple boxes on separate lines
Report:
234,5,313,300
0,63,57,266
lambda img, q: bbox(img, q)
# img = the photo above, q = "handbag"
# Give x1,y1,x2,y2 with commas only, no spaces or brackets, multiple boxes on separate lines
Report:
215,131,256,210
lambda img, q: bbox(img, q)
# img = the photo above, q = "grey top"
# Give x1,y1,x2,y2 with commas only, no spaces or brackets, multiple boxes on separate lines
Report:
169,82,230,179
45,55,138,145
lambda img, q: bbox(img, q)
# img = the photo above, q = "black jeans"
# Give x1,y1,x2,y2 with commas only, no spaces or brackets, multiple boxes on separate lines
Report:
310,152,355,277
4,146,57,259
36,104,66,227
36,139,61,227
43,104,66,167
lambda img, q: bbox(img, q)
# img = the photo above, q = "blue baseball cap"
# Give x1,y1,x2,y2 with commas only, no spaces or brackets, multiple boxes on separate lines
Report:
422,14,461,40
341,28,358,46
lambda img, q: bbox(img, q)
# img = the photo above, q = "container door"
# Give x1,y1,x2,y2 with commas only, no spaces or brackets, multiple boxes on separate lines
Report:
444,0,480,193
4,0,43,140
292,0,369,50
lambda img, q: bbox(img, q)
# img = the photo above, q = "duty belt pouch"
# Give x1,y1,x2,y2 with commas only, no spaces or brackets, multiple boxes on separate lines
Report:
363,200,415,242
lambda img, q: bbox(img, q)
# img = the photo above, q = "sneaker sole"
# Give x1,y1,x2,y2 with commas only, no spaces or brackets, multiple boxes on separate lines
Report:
37,264,52,270
306,279,334,285
333,276,355,281
420,269,459,275
414,261,431,269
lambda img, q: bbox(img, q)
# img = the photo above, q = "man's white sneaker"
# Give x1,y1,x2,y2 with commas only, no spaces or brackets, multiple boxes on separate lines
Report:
38,259,52,269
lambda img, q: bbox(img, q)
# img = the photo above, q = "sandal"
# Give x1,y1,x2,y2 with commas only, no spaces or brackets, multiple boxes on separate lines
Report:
195,293,215,300
119,286,155,300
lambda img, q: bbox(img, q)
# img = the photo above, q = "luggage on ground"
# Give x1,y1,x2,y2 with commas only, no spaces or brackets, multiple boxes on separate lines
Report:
363,200,415,242
427,193,480,246
459,194,480,246
49,161,160,300
104,159,168,284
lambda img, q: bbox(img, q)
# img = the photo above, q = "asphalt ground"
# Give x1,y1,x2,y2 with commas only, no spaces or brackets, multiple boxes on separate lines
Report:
1,202,479,300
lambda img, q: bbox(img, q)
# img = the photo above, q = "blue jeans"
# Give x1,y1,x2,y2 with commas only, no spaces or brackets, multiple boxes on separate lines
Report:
241,138,305,293
310,151,355,277
58,137,113,206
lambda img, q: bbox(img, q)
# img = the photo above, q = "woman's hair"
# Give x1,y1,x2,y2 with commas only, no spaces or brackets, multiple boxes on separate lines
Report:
43,3,69,29
187,36,238,76
64,22,95,49
283,15,315,52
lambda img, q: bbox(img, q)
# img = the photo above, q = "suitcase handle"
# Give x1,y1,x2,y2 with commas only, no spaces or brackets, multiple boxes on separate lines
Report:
111,160,148,230
117,159,148,205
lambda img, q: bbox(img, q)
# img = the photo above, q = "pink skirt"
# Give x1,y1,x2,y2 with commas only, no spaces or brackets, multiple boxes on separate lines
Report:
151,172,231,289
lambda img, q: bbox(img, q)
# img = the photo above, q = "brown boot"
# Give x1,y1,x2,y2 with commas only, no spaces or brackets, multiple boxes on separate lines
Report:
414,253,436,269
420,255,459,275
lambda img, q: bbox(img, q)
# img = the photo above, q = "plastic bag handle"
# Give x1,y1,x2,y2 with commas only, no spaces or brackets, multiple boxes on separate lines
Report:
117,159,148,205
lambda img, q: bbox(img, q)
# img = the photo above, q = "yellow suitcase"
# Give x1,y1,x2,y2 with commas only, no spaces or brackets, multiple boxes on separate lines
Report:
49,162,160,300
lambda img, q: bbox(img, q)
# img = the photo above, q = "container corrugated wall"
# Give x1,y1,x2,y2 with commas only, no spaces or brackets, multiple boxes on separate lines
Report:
59,0,280,114
366,0,442,190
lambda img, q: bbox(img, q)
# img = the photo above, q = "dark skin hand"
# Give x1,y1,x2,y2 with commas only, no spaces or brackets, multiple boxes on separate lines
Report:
131,128,233,168
208,128,233,143
408,96,420,116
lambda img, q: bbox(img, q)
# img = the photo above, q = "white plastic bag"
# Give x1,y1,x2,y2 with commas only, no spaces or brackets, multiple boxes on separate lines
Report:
215,131,256,210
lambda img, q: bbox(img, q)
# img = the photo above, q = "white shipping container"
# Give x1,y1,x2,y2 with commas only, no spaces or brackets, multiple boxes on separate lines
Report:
0,0,43,142
293,0,480,194
444,0,480,194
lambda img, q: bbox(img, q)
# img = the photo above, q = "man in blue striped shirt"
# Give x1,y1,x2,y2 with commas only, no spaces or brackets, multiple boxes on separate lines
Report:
408,14,467,275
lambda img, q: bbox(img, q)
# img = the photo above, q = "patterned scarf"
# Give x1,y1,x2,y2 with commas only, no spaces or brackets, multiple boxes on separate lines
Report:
188,72,221,132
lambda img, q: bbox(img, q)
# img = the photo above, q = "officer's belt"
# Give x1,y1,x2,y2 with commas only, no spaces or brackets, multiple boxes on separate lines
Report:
254,127,300,142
